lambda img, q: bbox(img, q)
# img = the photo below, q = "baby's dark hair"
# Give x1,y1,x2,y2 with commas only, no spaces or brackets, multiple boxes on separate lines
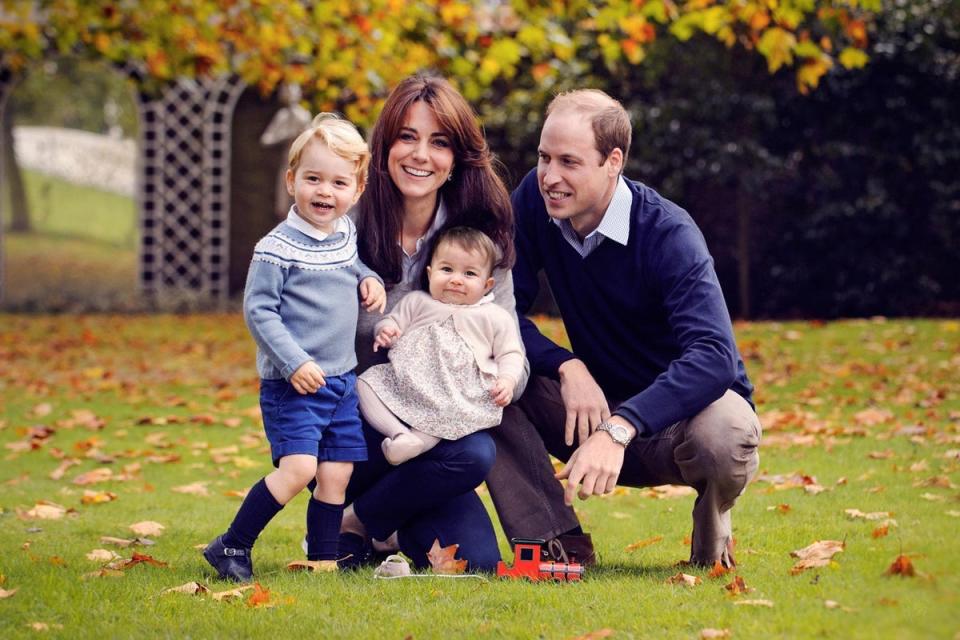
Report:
430,226,500,275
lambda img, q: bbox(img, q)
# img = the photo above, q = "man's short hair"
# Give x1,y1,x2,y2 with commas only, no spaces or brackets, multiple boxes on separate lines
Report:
546,90,632,166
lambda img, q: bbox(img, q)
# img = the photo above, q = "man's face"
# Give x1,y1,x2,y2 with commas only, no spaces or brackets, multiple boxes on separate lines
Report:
536,109,622,237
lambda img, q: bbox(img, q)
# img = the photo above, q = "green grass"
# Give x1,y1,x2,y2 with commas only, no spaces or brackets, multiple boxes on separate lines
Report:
0,316,958,639
6,170,137,249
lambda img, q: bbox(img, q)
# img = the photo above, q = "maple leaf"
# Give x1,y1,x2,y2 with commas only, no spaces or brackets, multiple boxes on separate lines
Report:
885,554,915,577
625,535,663,552
708,561,732,579
426,539,467,575
286,560,338,573
724,575,753,595
246,582,273,608
211,585,254,602
789,540,845,575
666,572,702,586
162,581,210,595
129,521,165,536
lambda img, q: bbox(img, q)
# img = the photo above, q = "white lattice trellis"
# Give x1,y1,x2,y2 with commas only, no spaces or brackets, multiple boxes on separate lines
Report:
136,75,245,300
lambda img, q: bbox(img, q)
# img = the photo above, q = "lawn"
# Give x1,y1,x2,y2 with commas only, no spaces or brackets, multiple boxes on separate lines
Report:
0,315,958,639
2,171,137,311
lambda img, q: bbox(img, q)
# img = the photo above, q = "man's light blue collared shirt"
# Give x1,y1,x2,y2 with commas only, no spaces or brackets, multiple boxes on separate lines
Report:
551,176,633,257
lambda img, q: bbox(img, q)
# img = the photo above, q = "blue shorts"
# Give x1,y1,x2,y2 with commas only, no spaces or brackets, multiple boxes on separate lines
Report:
259,372,367,466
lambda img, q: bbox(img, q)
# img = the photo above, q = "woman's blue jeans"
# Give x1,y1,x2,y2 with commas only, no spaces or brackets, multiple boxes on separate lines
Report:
346,420,501,572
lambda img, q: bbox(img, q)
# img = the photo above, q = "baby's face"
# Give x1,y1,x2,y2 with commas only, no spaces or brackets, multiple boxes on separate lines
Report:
286,139,361,234
426,242,494,305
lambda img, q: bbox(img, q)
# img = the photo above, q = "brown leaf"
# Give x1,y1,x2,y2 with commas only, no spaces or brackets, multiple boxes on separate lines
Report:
872,525,889,538
644,484,696,499
85,549,120,562
844,508,893,521
211,585,253,602
286,560,337,573
162,581,210,595
854,408,893,426
666,572,702,586
724,575,753,595
868,449,895,460
789,540,845,575
426,538,467,575
624,535,663,552
885,554,915,577
569,630,614,640
20,501,67,520
734,599,774,607
81,490,118,505
708,560,732,579
699,630,731,639
246,582,272,608
73,468,114,485
129,521,165,537
108,553,169,570
49,459,80,481
171,482,210,496
0,587,17,599
99,536,134,547
83,568,125,578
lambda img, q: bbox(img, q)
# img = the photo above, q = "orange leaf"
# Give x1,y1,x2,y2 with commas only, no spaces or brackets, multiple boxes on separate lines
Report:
708,560,732,579
426,538,467,575
570,629,614,640
872,525,889,538
666,572,701,586
724,575,752,595
625,535,663,552
246,582,272,607
73,468,114,485
885,554,915,577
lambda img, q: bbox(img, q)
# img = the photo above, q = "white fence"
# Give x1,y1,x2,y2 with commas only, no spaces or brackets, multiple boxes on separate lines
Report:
12,126,136,197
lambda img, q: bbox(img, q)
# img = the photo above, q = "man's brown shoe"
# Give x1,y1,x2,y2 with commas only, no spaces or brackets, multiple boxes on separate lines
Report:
543,533,596,566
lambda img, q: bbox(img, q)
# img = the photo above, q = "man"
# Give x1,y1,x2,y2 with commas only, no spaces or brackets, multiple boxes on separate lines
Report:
487,90,761,568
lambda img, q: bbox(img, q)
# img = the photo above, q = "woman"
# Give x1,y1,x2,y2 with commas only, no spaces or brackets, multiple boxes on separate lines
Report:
340,73,527,572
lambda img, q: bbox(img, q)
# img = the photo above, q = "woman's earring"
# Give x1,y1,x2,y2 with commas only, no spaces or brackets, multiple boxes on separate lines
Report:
446,171,454,182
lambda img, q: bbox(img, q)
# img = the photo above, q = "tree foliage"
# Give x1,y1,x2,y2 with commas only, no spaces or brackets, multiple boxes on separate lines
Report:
1,0,879,127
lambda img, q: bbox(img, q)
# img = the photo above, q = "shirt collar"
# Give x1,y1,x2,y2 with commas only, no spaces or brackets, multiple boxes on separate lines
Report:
550,176,632,246
287,205,348,241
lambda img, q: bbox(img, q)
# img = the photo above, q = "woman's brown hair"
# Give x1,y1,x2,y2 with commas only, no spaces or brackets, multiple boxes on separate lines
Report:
355,73,514,286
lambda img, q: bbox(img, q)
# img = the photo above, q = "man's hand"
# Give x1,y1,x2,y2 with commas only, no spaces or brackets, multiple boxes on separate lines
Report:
359,277,387,313
489,376,515,407
290,361,326,394
372,325,402,352
558,359,610,446
555,416,635,504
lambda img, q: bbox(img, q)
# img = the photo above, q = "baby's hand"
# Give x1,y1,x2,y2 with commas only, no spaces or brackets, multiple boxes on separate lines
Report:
290,361,326,395
373,325,402,352
360,277,386,314
490,376,515,407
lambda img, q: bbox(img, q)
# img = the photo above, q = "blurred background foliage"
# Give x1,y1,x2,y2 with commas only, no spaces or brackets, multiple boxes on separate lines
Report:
1,0,957,317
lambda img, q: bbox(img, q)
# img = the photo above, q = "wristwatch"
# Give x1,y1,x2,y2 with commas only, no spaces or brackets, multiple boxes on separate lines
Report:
596,420,635,447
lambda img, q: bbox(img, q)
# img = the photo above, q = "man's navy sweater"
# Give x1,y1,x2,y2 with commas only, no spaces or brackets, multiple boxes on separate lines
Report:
512,169,754,436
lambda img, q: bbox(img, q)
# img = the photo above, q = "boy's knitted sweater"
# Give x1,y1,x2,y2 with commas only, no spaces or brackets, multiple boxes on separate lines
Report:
244,214,380,380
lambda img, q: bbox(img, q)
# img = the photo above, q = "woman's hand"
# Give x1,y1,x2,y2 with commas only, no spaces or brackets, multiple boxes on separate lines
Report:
360,277,387,313
373,325,402,352
489,376,515,407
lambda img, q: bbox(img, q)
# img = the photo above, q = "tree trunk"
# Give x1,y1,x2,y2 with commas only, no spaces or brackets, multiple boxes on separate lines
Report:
1,100,31,232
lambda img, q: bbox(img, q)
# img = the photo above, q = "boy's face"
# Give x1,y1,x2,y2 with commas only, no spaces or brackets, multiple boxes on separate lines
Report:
286,138,362,234
426,242,494,306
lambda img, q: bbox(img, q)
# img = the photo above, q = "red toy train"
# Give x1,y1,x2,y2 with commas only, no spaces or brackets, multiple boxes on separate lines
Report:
496,538,584,582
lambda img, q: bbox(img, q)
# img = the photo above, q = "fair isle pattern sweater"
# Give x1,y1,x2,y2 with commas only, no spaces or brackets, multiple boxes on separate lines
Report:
244,215,381,381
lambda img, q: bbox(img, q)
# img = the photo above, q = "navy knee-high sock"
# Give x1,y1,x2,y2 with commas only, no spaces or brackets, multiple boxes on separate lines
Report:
305,498,344,561
222,478,283,549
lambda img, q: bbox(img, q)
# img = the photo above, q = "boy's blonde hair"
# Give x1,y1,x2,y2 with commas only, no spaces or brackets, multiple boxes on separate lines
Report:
432,226,500,276
288,113,371,188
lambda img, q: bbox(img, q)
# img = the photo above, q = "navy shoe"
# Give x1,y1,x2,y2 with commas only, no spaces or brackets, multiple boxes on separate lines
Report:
203,535,253,582
336,532,374,570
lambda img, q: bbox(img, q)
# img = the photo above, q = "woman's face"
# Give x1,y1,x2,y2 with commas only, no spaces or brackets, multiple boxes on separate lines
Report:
387,101,455,208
